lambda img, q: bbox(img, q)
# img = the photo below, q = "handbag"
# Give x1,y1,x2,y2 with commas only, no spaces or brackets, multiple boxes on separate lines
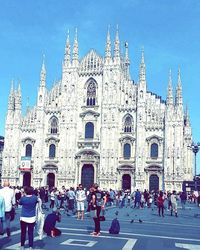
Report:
90,209,97,218
99,215,105,221
10,207,15,221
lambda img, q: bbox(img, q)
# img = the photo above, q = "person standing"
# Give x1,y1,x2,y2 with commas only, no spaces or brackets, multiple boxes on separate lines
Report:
76,184,86,220
0,194,5,235
0,180,15,237
90,183,106,237
19,186,38,250
67,187,76,215
180,191,187,210
170,191,178,217
157,191,165,217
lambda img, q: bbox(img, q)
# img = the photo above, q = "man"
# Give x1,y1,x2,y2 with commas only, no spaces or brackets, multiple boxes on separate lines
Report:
171,190,178,217
90,183,106,237
67,187,76,215
0,194,5,235
0,180,15,237
76,184,86,220
43,208,61,237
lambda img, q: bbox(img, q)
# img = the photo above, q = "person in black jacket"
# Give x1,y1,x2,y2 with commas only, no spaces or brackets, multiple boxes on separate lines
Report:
43,208,61,237
90,183,106,237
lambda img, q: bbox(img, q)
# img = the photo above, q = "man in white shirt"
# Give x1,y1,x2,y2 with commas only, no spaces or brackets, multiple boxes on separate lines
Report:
76,184,86,220
0,180,15,236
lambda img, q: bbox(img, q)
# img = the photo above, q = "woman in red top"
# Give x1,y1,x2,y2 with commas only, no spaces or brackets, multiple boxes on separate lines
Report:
157,191,165,217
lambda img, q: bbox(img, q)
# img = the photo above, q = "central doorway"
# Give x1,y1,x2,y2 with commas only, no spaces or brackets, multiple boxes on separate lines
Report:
47,173,55,188
149,174,159,192
23,172,31,187
81,164,94,190
122,174,131,191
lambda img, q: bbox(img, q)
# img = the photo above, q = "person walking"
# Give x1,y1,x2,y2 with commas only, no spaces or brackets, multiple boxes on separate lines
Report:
157,191,165,217
19,186,38,250
76,184,86,220
90,183,106,237
0,194,5,235
180,191,187,210
0,180,15,237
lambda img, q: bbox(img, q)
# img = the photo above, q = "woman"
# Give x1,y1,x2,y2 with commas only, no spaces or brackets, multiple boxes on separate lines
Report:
19,186,38,250
157,191,165,217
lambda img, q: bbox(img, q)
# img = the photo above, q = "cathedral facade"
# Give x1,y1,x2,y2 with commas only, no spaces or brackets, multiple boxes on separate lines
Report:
2,29,193,191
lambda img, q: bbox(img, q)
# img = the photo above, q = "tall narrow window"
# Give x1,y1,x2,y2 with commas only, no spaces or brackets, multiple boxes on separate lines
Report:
25,144,32,157
124,143,131,159
85,122,94,139
50,117,58,134
86,80,96,106
124,115,132,133
49,144,56,158
151,143,158,158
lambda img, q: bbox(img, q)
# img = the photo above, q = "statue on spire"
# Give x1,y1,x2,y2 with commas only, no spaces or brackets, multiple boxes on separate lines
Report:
64,29,71,66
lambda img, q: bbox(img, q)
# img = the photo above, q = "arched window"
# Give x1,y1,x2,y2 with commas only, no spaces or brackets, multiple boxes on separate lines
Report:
25,144,32,157
85,122,94,139
151,143,158,158
124,116,132,133
49,144,56,158
86,80,96,106
50,117,58,134
124,143,131,159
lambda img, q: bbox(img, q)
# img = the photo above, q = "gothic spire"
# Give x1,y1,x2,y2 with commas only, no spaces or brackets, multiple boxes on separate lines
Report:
185,104,190,126
105,25,111,62
64,29,71,66
72,28,79,67
166,69,173,106
40,55,46,87
114,25,120,63
175,68,183,106
8,80,15,110
139,47,146,83
125,41,130,80
26,96,30,114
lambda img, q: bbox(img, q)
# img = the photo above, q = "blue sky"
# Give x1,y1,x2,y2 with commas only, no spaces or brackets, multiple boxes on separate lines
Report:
0,0,200,171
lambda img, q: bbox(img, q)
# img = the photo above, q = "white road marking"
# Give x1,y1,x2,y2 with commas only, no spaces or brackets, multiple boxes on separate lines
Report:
122,239,137,250
175,243,200,249
59,227,200,242
0,229,21,239
4,235,45,250
61,239,97,247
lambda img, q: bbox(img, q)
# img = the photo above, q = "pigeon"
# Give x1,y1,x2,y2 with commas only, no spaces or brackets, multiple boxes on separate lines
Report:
139,219,143,223
115,211,119,216
130,219,134,223
126,213,129,217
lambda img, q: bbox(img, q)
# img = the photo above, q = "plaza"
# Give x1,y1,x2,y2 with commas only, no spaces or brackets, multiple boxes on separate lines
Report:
1,201,200,250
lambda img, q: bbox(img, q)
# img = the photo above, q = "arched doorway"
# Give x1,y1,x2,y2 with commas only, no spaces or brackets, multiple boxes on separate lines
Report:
149,174,159,192
23,172,31,187
47,173,55,188
81,164,94,190
122,174,131,191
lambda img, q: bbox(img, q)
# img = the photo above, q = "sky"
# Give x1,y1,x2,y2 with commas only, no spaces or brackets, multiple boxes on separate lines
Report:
0,0,200,171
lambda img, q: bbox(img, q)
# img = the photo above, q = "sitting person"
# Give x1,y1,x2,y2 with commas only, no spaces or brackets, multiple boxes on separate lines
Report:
43,208,61,237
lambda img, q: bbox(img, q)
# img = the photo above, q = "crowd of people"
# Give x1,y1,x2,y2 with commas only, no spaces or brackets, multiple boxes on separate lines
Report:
0,180,200,249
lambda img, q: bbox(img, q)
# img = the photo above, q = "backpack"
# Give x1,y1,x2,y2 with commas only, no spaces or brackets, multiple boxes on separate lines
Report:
109,218,120,234
95,192,102,206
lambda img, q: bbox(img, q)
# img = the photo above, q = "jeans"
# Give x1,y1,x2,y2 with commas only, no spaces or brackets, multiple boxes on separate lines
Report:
5,211,11,235
20,221,35,247
93,206,101,233
0,217,3,234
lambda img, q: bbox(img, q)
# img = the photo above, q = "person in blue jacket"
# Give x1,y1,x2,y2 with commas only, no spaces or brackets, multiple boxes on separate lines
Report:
19,186,38,250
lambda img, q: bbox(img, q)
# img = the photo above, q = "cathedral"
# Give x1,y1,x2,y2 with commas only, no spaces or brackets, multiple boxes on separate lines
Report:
2,28,193,192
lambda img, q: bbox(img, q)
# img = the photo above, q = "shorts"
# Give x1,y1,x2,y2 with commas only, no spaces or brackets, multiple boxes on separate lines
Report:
77,201,85,211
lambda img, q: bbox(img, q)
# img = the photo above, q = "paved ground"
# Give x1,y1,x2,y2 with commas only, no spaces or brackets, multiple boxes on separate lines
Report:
1,202,200,250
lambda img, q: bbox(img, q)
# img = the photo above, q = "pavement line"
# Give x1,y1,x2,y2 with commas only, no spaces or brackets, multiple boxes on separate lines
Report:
0,229,21,239
175,243,200,249
4,235,46,250
59,227,200,242
122,239,137,250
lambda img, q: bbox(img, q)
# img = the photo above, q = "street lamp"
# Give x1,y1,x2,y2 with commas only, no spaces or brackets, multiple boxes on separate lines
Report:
188,142,200,190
